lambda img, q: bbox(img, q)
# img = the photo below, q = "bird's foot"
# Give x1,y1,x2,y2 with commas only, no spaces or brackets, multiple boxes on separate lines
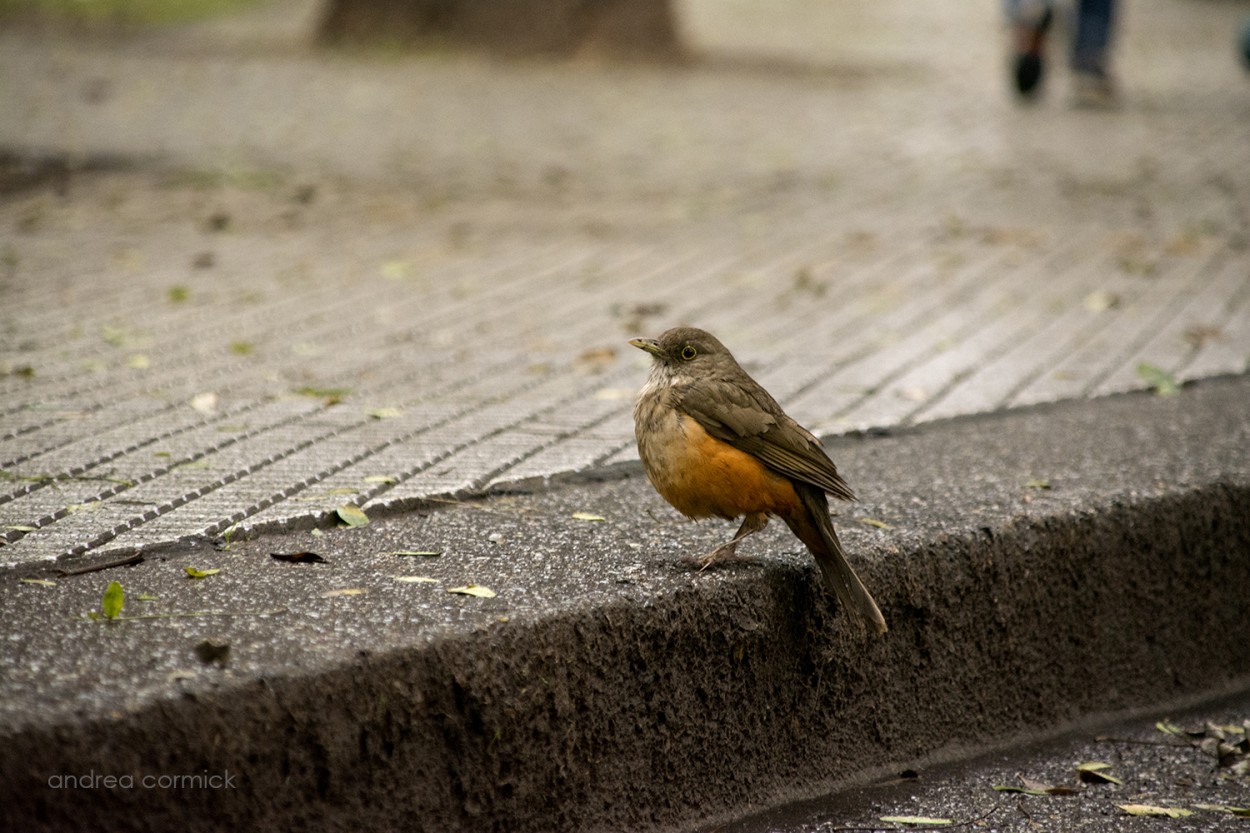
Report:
682,542,747,572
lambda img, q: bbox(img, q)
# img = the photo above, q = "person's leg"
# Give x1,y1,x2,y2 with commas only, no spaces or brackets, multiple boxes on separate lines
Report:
1072,0,1116,73
1072,0,1118,106
1009,0,1055,97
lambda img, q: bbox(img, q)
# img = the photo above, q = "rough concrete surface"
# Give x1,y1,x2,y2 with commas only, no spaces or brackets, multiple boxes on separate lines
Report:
2,0,1250,829
2,375,1247,832
723,695,1250,832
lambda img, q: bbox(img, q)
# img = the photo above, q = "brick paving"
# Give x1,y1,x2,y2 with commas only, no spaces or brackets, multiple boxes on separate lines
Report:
1,0,1247,569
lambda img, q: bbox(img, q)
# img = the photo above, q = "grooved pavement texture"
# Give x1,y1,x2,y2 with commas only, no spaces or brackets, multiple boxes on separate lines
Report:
1,0,1248,570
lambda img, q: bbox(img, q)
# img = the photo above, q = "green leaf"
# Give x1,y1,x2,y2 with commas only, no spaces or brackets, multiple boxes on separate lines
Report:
167,285,189,303
1082,289,1119,312
1025,478,1052,490
336,505,370,527
184,566,221,579
992,785,1050,796
571,512,606,522
448,584,497,598
1194,803,1250,816
19,578,57,587
1156,719,1185,735
1077,761,1124,785
1136,362,1180,396
1118,804,1192,818
879,816,952,826
294,385,350,401
101,581,124,620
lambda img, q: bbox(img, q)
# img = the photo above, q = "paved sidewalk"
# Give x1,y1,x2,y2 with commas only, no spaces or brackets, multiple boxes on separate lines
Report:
1,0,1248,570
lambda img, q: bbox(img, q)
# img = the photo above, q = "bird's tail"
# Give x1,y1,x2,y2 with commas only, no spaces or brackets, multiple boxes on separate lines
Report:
786,486,888,634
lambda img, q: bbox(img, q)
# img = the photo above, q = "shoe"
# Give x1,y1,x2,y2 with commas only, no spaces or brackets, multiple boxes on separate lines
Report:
1073,69,1119,109
1013,5,1053,97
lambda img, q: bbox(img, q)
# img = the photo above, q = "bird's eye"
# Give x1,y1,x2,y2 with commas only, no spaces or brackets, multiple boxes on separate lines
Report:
679,345,697,361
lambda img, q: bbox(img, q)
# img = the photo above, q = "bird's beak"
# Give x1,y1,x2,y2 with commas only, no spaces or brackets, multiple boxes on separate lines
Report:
628,337,664,357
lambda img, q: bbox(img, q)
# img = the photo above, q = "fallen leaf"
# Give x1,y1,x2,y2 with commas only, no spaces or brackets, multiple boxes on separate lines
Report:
336,505,370,527
1118,805,1192,818
897,386,929,402
1136,363,1179,396
184,566,221,579
380,260,411,280
134,592,158,602
169,287,192,305
364,475,397,484
1077,761,1124,785
5,524,38,532
857,517,893,530
992,784,1050,796
1156,719,1185,735
229,340,254,355
270,551,327,564
395,576,439,583
365,407,402,420
322,588,367,597
879,816,952,826
101,580,124,620
448,584,497,598
1083,289,1120,312
190,392,219,414
571,512,606,522
1194,803,1250,816
294,385,349,402
1025,478,1052,490
19,578,56,587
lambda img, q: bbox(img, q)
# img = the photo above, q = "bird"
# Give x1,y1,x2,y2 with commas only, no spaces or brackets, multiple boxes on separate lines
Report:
629,326,887,634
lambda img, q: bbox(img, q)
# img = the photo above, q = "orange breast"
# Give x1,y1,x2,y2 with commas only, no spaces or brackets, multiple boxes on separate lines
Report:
648,416,802,521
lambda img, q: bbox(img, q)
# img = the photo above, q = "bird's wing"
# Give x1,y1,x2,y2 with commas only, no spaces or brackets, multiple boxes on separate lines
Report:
678,380,856,502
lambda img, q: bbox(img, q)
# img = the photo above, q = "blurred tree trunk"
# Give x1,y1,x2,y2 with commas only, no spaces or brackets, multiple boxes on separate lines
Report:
317,0,686,60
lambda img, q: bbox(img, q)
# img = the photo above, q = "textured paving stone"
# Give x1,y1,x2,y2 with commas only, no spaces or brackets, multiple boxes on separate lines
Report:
0,0,1247,569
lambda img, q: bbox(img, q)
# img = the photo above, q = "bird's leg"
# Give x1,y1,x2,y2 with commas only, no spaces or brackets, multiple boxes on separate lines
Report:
685,512,769,571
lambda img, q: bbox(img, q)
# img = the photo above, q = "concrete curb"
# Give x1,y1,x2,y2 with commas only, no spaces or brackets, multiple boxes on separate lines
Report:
2,376,1248,832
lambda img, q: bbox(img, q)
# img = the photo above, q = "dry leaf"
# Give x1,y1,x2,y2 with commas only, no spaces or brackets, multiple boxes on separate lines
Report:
571,512,606,522
1118,805,1192,818
879,816,952,826
270,551,327,564
336,505,370,527
1083,289,1119,312
448,584,497,598
190,392,218,414
322,588,367,597
1077,761,1124,785
395,576,438,584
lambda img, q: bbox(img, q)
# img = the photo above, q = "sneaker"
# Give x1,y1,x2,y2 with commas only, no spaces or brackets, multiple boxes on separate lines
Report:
1073,69,1119,108
1013,5,1054,97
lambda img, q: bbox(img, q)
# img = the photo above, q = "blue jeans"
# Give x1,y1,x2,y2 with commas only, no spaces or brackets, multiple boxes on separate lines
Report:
1003,0,1117,73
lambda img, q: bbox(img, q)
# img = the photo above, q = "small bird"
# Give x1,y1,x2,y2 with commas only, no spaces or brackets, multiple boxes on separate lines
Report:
630,327,887,633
